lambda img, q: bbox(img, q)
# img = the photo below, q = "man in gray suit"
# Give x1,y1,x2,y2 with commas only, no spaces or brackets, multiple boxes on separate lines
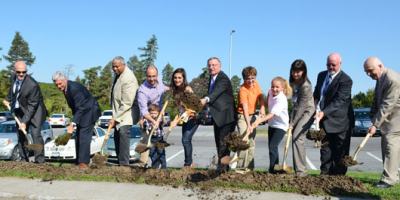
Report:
364,57,400,188
5,60,48,163
109,56,139,166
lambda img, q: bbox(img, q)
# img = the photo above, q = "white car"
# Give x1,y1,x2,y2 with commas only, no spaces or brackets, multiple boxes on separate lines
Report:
44,127,105,160
105,125,141,162
48,114,70,128
98,110,112,128
0,120,54,161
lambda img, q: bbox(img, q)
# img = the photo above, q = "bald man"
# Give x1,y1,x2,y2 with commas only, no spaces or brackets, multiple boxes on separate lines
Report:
5,60,48,163
313,53,354,175
364,57,400,188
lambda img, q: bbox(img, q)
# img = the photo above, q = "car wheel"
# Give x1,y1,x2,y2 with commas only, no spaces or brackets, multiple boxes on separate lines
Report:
11,147,22,161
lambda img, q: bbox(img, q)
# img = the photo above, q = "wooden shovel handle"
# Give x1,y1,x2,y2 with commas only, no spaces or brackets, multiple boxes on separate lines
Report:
353,133,371,160
282,128,292,167
146,101,169,146
101,125,114,150
3,100,27,135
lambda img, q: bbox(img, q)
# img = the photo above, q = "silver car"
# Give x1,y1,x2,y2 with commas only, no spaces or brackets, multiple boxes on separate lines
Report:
0,120,54,161
106,125,141,162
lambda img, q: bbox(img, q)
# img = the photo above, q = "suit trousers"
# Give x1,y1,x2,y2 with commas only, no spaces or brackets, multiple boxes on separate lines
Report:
15,109,45,163
381,130,400,185
292,112,314,175
320,129,351,175
75,124,93,164
236,114,256,169
114,125,131,165
214,121,236,170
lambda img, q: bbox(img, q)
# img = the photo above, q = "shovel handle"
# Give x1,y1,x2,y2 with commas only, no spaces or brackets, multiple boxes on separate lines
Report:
101,125,114,151
353,133,371,160
146,101,169,146
3,100,27,135
282,128,292,167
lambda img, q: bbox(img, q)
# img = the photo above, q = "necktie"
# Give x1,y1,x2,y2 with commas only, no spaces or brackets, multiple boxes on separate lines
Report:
209,78,215,94
322,74,332,96
12,80,21,110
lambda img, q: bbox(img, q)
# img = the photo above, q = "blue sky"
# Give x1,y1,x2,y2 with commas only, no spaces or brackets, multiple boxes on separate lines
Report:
1,0,399,94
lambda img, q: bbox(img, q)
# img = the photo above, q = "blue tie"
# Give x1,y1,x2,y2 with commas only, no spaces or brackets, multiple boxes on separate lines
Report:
209,78,215,94
322,74,332,96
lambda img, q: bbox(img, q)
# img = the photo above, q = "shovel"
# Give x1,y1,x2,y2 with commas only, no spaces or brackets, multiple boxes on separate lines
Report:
274,128,294,174
92,125,114,166
135,101,169,153
342,132,372,167
3,100,43,152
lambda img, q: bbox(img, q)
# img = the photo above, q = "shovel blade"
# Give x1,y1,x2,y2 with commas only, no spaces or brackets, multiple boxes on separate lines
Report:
135,143,150,153
273,164,294,174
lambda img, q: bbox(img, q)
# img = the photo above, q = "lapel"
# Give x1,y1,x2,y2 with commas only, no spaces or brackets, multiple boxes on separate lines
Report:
324,71,342,100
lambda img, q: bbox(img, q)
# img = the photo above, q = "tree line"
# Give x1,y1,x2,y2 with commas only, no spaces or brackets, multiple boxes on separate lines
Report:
0,32,373,118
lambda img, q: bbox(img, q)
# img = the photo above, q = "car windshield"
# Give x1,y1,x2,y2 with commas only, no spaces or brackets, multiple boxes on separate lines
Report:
0,123,17,133
51,114,64,118
0,112,9,117
355,111,370,119
103,111,112,116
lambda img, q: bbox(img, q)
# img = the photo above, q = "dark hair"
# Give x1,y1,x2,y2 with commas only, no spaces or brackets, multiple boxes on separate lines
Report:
241,66,257,80
170,68,189,96
289,59,309,85
148,104,160,112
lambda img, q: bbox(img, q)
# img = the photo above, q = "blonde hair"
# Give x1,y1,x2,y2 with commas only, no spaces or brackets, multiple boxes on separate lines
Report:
271,76,292,98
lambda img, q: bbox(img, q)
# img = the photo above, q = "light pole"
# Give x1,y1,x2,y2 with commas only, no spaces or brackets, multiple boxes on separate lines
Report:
229,30,235,78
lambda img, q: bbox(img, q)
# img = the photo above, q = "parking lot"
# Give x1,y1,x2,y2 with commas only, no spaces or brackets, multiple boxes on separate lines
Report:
163,125,386,172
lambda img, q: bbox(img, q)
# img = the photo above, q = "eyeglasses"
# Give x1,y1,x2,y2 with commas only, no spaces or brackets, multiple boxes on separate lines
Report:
16,71,27,74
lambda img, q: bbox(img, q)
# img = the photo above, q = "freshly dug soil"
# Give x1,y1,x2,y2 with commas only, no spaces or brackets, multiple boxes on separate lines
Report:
341,155,359,167
0,161,374,199
175,91,203,113
224,132,250,152
92,154,108,167
154,140,171,149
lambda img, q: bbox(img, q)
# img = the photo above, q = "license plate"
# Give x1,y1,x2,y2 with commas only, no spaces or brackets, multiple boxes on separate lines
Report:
51,152,60,157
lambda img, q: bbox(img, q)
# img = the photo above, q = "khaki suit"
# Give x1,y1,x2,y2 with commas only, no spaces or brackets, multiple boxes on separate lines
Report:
371,68,400,185
111,68,138,165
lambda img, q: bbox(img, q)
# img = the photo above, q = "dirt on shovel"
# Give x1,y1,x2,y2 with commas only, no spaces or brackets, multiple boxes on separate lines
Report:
55,133,72,146
92,154,109,167
224,132,250,152
306,128,326,141
341,155,359,167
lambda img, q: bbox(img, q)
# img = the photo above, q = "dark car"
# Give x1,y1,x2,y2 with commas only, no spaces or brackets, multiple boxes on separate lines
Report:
353,108,381,137
0,111,13,123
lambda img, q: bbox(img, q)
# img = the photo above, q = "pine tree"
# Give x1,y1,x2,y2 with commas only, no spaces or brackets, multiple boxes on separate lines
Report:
3,32,36,71
189,66,209,98
138,34,158,68
162,63,174,85
230,75,241,107
127,54,146,84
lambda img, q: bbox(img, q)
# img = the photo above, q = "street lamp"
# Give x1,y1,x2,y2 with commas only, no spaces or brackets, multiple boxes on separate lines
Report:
229,30,235,78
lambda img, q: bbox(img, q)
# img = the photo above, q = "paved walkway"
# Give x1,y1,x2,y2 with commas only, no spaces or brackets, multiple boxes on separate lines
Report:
0,177,369,200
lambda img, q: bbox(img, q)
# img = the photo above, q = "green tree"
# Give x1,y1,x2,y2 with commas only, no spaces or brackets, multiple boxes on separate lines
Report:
139,34,158,68
127,54,146,84
0,69,11,110
162,63,174,85
97,62,113,110
230,75,241,106
3,32,36,71
352,89,374,108
189,66,209,98
81,66,101,92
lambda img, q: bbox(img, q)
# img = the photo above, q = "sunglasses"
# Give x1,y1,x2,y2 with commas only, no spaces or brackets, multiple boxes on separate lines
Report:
16,71,27,74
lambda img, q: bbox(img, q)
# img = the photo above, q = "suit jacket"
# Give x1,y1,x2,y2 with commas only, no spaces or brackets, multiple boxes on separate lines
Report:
65,81,101,127
207,71,236,127
111,68,138,126
7,74,47,127
313,70,354,133
371,68,400,133
290,79,315,127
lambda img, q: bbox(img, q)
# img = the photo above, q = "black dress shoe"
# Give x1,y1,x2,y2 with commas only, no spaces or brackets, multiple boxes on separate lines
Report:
375,181,393,189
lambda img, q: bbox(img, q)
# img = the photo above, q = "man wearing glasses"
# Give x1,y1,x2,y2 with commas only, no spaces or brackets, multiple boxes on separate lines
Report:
4,60,48,163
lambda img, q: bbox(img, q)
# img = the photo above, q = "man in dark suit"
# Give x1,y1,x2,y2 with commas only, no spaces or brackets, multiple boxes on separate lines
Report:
5,60,48,163
313,53,354,175
52,71,101,170
201,57,236,172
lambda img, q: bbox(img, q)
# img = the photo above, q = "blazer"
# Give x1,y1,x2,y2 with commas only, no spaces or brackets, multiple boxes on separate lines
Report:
313,70,354,133
207,71,236,127
65,81,101,127
290,79,315,127
371,68,400,133
7,74,47,127
111,68,138,126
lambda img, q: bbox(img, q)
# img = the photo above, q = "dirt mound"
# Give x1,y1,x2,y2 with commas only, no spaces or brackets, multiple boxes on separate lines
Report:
0,161,374,199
